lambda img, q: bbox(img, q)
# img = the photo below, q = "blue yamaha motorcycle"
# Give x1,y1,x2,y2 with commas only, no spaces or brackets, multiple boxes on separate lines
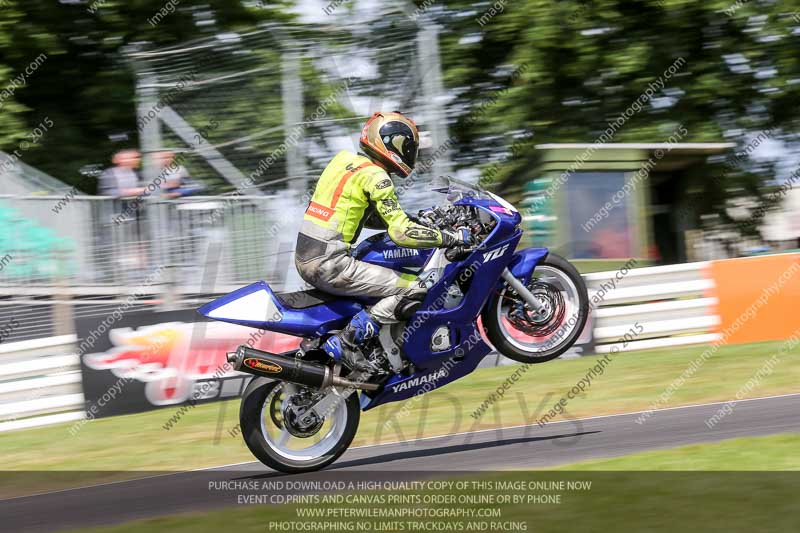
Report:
199,179,588,473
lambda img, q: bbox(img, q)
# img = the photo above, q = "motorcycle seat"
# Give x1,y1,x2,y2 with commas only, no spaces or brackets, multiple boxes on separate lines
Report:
275,289,339,309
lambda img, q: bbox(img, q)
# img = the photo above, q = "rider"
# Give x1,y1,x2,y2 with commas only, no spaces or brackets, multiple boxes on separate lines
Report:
295,111,470,372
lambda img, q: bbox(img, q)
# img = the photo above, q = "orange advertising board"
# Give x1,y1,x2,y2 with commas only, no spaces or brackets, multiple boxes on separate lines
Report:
707,253,800,344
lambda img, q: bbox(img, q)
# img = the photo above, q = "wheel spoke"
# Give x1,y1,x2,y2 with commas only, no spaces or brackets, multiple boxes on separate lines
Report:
259,384,351,462
277,428,291,447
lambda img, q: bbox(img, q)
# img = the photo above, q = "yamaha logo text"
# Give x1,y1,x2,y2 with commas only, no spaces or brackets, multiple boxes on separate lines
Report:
391,368,448,393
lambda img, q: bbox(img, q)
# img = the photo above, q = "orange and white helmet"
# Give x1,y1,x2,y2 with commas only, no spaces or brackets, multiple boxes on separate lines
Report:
359,111,419,177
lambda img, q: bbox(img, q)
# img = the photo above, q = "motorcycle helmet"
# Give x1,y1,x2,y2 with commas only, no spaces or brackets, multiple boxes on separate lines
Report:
359,111,419,177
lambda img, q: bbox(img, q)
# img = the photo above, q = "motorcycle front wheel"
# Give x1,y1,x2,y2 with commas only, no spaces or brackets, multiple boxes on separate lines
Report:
240,378,360,473
482,252,589,364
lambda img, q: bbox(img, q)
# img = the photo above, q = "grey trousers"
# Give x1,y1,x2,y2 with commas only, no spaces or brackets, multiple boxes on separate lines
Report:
295,233,426,324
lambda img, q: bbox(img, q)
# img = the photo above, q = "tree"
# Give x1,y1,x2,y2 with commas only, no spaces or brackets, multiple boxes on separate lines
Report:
430,0,800,230
0,0,293,191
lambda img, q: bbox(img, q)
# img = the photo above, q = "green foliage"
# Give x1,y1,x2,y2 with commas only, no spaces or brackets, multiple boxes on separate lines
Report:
0,0,292,190
433,0,800,221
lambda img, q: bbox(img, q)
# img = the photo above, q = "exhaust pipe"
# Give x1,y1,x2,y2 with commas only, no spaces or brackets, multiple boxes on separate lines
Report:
227,345,379,391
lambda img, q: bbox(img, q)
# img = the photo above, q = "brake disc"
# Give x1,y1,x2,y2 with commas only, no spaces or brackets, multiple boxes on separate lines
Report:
506,280,565,336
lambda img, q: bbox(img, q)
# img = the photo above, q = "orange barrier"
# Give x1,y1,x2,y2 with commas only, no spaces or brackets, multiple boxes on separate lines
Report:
707,253,800,344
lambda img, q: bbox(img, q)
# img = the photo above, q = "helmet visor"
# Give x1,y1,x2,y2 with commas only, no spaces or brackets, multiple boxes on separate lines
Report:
379,122,418,170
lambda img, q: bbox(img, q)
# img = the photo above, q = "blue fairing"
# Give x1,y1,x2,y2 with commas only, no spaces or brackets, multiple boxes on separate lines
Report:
354,233,433,273
507,247,549,285
359,197,526,411
197,281,363,337
201,189,551,413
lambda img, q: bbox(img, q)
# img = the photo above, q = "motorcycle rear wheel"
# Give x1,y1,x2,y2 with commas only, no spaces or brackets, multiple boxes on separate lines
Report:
240,378,360,473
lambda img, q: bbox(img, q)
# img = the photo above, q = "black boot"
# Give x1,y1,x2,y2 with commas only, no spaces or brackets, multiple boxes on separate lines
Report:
323,311,382,372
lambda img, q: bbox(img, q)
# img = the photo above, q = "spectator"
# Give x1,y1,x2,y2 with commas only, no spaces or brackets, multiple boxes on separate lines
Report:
98,149,145,198
157,151,203,198
97,150,147,282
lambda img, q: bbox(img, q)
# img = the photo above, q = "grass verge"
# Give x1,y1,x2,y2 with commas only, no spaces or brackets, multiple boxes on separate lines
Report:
0,339,796,493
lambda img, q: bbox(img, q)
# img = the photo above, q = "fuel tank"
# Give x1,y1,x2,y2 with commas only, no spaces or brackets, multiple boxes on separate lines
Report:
353,232,433,273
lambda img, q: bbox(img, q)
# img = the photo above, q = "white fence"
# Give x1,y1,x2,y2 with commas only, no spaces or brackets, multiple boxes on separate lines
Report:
0,261,721,433
0,335,84,432
585,261,719,353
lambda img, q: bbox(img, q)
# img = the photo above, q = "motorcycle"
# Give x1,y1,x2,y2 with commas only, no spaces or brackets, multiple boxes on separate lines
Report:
199,178,589,473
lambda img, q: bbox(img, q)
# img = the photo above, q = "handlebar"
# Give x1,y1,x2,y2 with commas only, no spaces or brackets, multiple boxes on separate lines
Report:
445,244,477,262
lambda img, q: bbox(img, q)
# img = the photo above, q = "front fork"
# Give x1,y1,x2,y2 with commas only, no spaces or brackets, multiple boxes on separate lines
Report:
501,268,549,317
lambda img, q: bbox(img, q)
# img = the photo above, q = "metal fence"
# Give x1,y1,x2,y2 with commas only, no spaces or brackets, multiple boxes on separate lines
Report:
0,193,302,291
0,192,307,345
129,19,451,203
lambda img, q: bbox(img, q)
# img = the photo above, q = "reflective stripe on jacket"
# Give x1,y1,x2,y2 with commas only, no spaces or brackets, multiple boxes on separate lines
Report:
303,150,443,247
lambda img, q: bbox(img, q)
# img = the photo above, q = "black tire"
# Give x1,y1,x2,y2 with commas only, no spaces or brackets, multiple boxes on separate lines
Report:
482,252,589,364
239,377,360,474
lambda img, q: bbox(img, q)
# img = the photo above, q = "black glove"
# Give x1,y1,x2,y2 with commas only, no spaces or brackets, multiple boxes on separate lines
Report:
445,245,473,262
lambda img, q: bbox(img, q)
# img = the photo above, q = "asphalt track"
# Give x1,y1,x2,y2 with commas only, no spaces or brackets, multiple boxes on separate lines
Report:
2,393,799,532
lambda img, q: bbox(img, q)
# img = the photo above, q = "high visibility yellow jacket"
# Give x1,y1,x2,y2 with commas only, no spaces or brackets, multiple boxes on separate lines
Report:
303,150,443,247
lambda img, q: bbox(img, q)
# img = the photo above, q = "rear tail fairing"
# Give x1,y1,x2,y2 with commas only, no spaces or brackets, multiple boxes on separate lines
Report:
198,281,363,337
360,197,521,411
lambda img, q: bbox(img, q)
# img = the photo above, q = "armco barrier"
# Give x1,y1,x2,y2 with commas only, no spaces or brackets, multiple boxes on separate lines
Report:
1,254,797,432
